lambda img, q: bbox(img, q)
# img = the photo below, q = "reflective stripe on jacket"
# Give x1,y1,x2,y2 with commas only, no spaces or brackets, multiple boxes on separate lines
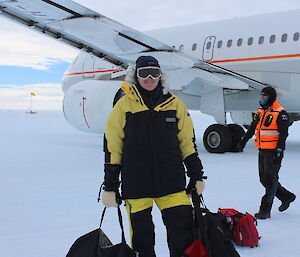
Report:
254,99,285,149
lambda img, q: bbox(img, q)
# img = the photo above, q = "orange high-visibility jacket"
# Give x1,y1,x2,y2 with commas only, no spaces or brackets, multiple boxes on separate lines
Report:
254,99,285,149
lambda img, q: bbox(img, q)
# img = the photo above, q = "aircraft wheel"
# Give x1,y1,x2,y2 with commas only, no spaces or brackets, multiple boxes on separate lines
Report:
203,124,232,153
227,124,245,152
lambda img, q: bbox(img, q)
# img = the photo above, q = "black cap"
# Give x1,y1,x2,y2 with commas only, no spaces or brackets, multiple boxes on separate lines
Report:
260,86,277,108
135,56,160,69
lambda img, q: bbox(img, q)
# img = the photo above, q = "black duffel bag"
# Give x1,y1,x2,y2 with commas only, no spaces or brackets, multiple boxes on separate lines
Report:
191,193,240,257
66,207,136,257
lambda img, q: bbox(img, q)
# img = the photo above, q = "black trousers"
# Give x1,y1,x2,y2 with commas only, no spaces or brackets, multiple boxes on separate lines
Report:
130,205,193,257
258,150,294,213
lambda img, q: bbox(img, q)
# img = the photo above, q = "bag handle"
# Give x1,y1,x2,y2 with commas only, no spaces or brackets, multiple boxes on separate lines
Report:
191,191,207,210
99,207,126,243
191,191,208,239
191,192,212,254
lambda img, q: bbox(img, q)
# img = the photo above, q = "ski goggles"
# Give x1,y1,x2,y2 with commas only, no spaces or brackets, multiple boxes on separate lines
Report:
136,66,162,79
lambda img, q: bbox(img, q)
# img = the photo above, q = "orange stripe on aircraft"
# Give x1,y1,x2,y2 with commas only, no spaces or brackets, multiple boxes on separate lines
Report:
208,53,300,64
65,69,120,76
65,54,300,74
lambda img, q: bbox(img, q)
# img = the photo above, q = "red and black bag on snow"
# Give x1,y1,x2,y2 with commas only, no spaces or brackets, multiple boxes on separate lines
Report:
218,208,259,247
182,194,240,257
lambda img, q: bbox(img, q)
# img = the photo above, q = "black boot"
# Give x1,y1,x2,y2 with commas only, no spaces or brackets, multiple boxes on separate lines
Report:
278,194,296,212
254,211,270,219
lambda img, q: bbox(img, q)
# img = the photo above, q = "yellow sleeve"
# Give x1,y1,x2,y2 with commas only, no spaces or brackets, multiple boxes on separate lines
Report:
176,97,198,160
104,98,126,165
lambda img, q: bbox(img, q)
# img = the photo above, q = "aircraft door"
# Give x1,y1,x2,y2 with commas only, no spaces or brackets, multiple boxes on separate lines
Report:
83,53,95,78
202,36,216,61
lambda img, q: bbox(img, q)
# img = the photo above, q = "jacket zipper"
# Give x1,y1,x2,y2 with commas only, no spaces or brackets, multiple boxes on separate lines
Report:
148,108,157,196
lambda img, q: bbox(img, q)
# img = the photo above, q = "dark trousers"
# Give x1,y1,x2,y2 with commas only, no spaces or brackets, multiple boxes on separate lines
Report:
258,150,294,213
130,205,193,257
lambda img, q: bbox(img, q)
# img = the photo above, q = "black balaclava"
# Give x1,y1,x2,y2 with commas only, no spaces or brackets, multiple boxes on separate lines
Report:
135,56,163,108
260,86,277,109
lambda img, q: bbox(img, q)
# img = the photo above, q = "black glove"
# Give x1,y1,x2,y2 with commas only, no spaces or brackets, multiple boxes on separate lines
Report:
184,153,205,194
273,148,284,164
103,164,122,205
236,137,247,152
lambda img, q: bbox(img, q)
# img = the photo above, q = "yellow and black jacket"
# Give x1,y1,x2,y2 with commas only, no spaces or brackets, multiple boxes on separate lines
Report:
104,81,198,199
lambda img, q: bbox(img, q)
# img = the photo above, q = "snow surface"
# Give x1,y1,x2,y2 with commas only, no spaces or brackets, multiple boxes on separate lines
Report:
0,110,299,257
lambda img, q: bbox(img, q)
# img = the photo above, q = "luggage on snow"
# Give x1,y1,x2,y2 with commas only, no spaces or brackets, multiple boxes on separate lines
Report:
183,193,240,257
218,208,259,247
66,207,136,257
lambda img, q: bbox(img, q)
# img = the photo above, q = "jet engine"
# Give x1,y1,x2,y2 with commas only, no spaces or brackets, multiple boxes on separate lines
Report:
63,80,121,133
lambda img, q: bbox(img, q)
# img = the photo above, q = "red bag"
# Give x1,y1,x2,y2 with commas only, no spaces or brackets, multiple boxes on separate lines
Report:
182,240,209,257
219,208,259,247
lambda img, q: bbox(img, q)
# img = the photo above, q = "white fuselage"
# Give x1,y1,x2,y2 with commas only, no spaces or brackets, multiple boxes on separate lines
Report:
61,9,300,133
64,9,300,111
145,9,300,111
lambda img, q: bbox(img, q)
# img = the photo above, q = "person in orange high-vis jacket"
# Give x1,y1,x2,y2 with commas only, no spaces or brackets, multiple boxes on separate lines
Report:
237,86,296,219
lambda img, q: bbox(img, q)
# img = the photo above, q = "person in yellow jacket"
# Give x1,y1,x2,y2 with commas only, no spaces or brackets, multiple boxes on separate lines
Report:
237,86,296,219
100,56,205,257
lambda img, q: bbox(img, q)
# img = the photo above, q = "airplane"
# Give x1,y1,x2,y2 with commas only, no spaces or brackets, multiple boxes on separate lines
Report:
1,0,299,153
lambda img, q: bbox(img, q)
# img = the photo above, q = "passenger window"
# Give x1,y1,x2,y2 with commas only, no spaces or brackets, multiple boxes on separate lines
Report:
179,45,184,52
281,34,287,42
206,42,212,50
192,43,197,51
270,35,276,43
258,36,264,45
293,32,299,41
227,39,232,47
248,37,253,45
237,38,243,46
217,40,222,48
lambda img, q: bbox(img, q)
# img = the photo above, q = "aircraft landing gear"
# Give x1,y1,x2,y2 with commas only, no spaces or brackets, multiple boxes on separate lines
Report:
203,124,245,153
227,124,245,152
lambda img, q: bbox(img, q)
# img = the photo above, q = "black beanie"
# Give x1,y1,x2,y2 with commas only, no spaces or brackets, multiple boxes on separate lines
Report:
135,56,160,69
260,86,277,108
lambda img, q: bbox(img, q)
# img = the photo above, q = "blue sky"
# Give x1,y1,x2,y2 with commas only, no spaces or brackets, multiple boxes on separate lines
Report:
0,62,70,86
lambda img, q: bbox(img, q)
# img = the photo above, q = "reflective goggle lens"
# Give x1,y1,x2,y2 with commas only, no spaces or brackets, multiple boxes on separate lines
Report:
137,67,161,79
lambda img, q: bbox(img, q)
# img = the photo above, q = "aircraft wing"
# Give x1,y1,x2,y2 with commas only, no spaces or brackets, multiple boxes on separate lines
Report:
0,0,267,91
0,0,174,67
